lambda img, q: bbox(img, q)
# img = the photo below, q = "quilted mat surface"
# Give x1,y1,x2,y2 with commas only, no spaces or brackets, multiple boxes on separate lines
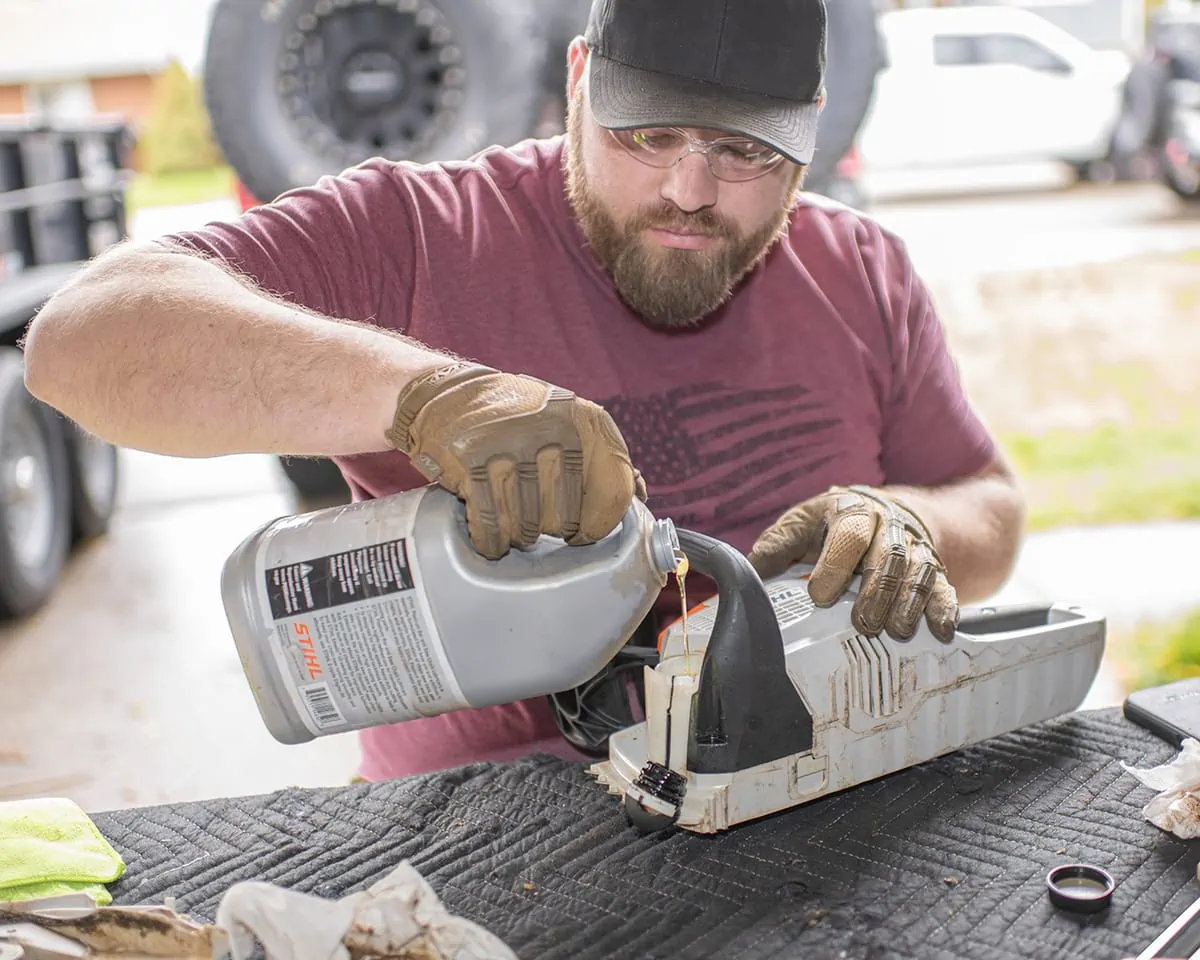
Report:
93,708,1200,959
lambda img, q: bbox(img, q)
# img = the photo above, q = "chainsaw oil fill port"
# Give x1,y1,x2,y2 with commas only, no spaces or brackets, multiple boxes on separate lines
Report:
958,603,1088,637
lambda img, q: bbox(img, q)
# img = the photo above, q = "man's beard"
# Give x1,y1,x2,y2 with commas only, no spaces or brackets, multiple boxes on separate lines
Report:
563,94,802,330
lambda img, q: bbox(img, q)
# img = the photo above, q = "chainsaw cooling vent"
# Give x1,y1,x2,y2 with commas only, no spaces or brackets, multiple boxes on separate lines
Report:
841,633,900,719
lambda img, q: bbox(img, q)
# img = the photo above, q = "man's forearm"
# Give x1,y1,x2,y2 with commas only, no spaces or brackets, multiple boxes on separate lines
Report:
23,241,454,458
881,463,1027,604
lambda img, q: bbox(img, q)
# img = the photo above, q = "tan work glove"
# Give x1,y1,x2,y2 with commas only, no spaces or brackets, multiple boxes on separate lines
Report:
747,485,958,643
385,361,646,559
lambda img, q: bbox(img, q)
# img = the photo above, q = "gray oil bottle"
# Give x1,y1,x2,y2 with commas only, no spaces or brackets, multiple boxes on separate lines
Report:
220,484,680,744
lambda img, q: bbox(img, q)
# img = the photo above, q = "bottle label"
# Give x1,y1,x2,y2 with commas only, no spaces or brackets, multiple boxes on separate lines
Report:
253,487,468,736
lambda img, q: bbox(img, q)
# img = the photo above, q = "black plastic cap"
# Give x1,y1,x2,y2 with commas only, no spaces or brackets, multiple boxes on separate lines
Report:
1046,864,1115,914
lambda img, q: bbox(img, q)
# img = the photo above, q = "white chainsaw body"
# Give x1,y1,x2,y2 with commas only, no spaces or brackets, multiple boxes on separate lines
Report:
590,566,1106,834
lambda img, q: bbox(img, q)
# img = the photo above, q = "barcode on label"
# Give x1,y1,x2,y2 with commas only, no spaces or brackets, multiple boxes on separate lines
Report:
300,682,345,729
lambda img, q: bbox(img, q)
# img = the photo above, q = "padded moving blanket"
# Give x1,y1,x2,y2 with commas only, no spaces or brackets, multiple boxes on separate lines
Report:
93,708,1200,959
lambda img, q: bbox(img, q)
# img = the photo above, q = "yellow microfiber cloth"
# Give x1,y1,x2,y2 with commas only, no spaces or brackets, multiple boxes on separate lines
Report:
0,797,125,905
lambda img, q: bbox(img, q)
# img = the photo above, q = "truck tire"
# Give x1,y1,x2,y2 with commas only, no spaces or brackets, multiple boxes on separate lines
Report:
277,455,350,504
203,0,547,205
1161,141,1200,202
806,0,883,189
61,418,120,541
0,349,71,620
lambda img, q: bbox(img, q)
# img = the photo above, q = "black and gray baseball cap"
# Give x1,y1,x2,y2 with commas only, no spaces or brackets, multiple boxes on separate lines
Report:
583,0,827,166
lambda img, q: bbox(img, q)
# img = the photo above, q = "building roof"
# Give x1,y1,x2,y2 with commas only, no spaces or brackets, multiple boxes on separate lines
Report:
0,0,216,85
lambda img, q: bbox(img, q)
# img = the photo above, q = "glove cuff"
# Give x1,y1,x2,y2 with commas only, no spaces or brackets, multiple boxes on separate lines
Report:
384,360,496,452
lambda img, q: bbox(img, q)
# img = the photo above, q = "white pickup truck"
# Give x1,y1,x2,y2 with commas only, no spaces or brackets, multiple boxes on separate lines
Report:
858,5,1132,176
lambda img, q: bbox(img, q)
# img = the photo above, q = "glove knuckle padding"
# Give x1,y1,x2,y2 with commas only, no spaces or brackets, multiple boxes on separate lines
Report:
888,546,937,640
387,362,641,555
464,468,505,559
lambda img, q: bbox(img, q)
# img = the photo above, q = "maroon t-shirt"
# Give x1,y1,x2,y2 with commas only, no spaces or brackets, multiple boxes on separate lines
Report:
163,136,995,779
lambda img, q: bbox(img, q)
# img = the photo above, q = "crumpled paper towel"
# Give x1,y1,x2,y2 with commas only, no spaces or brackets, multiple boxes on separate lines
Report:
1,860,518,960
216,859,519,960
1122,737,1200,839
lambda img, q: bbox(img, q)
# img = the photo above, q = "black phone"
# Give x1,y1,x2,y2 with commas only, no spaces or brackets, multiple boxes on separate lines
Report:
1136,892,1200,960
1124,676,1200,748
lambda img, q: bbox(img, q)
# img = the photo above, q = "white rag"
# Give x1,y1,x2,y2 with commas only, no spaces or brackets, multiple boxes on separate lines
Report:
215,860,519,960
0,860,517,960
1122,737,1200,839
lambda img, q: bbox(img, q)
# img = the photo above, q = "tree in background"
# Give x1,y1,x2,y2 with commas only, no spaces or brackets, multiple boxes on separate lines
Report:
137,59,224,176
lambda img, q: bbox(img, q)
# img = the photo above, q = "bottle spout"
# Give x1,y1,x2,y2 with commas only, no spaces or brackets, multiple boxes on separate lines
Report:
650,518,681,578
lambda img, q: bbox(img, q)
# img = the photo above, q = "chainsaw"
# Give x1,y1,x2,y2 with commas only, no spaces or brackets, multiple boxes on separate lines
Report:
589,528,1106,834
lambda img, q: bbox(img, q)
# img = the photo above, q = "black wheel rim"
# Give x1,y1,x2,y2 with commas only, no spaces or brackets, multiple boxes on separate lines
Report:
1,400,57,573
279,0,465,166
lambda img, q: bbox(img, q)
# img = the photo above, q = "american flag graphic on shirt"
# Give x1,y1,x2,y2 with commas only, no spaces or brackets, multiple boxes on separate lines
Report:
599,381,841,541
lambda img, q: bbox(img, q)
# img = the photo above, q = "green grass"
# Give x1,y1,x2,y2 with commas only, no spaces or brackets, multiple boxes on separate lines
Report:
989,352,1200,699
998,355,1200,695
1112,610,1200,693
992,359,1200,531
1002,420,1200,531
125,165,234,213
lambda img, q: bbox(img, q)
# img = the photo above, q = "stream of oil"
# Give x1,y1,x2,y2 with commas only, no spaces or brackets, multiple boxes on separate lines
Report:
674,551,692,676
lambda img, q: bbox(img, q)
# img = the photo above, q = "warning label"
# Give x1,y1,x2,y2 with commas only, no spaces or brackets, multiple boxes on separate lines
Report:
265,539,414,621
276,585,467,736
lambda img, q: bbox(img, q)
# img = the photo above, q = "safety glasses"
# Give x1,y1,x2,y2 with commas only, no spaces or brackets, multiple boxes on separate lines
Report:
607,127,787,182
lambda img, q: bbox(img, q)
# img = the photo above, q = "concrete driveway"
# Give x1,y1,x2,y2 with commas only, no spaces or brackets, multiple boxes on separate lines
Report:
0,449,362,810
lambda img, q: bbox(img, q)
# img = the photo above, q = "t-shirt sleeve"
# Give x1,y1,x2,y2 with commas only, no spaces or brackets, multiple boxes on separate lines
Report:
869,224,998,486
155,159,416,331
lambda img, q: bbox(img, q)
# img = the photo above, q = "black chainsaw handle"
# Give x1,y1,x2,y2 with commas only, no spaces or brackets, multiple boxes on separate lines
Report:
675,529,814,774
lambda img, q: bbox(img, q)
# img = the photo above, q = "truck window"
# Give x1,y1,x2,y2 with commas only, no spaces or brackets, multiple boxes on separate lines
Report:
976,33,1072,74
933,34,978,66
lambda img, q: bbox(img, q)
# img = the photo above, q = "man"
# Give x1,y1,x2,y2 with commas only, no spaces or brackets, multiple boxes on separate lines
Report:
22,0,1025,781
